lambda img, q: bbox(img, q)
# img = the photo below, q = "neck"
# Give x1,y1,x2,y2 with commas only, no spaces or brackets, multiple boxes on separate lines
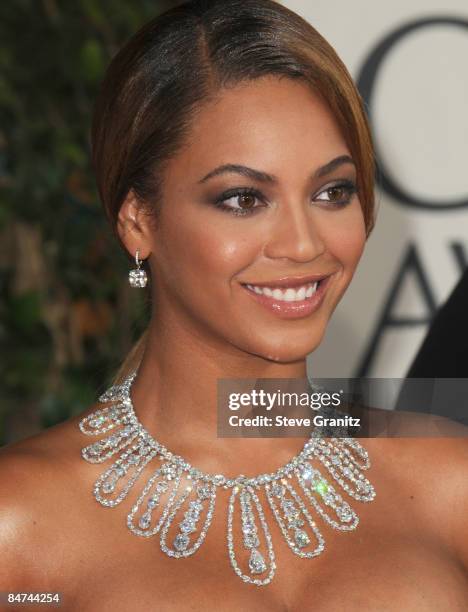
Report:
129,315,309,477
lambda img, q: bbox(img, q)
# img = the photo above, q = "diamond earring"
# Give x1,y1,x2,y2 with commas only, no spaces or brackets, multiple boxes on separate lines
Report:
128,249,148,288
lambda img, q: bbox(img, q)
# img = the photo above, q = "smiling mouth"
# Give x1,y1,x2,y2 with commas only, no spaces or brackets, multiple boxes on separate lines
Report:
239,275,332,319
242,280,321,302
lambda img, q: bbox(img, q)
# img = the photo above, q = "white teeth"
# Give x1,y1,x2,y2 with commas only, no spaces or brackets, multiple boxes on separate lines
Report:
296,286,306,300
272,288,283,300
245,281,319,301
283,288,297,302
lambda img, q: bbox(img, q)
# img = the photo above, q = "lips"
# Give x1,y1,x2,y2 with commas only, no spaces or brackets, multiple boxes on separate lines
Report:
240,275,332,319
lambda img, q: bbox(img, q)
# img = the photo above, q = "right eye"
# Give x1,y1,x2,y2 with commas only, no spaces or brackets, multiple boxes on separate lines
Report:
214,188,265,216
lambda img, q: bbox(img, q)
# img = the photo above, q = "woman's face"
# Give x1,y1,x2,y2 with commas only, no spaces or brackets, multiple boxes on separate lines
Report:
147,76,366,362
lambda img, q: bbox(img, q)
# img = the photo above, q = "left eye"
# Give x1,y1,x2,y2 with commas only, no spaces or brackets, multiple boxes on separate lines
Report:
315,182,357,204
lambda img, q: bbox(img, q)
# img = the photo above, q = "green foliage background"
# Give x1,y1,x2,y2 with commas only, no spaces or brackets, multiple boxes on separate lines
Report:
0,0,178,444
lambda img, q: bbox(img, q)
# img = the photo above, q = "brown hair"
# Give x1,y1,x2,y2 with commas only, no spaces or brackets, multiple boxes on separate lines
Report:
91,0,376,384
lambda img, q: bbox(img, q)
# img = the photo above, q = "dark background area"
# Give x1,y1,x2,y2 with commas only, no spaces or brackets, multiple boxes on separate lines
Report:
0,0,179,445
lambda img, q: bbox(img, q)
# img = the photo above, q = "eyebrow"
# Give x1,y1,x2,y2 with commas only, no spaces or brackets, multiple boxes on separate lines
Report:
198,155,356,184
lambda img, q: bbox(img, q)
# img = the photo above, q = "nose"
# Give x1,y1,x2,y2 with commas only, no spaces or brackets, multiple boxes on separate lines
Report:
263,201,326,263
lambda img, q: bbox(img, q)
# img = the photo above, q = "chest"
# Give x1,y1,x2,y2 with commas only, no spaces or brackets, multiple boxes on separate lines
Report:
54,443,468,612
68,503,467,612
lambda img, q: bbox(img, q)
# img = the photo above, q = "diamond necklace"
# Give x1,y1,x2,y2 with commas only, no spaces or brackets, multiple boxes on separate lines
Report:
79,370,376,587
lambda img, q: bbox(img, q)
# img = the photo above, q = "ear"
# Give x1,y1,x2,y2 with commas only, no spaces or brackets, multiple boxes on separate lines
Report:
117,190,153,259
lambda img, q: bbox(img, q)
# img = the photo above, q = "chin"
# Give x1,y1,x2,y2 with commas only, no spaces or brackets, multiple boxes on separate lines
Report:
246,334,324,364
259,349,312,364
262,353,306,364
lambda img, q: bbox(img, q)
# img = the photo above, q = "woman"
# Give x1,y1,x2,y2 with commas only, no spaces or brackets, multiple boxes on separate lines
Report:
1,1,467,609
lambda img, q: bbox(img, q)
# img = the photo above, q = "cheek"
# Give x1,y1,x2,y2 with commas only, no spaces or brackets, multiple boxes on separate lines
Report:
159,210,259,287
328,206,366,270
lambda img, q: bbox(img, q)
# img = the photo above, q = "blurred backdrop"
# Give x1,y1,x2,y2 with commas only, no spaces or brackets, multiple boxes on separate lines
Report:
1,0,467,444
0,0,178,444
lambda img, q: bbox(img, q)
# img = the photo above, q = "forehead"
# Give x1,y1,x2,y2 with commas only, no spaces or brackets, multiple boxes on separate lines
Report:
175,75,350,177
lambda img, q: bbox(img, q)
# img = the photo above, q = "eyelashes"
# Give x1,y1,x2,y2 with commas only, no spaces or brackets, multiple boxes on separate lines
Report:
213,187,265,216
212,180,358,216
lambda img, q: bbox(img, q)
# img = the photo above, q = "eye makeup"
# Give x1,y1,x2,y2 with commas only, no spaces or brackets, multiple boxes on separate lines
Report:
210,179,358,216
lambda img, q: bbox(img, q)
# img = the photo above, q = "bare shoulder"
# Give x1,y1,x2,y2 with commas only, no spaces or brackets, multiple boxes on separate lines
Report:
364,410,468,570
0,403,102,590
